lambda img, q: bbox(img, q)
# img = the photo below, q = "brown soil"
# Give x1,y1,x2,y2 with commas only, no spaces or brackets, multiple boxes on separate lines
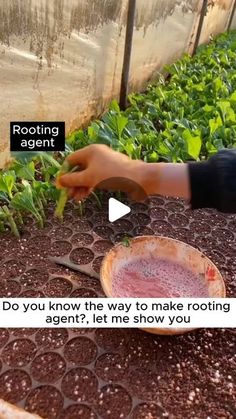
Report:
165,201,185,212
131,402,167,419
20,289,45,297
51,227,73,240
90,213,108,225
168,213,189,227
92,256,104,273
70,248,95,265
30,352,66,383
0,369,32,403
25,385,63,418
28,235,51,250
149,196,165,206
113,232,133,243
64,337,97,366
50,241,73,257
0,329,9,348
189,220,212,234
95,353,128,382
132,202,149,212
92,240,113,253
111,219,133,232
2,339,37,367
35,329,69,349
94,329,128,352
70,288,98,298
20,268,49,288
71,233,94,246
95,384,132,419
132,226,154,236
59,404,97,419
71,219,92,233
61,368,98,402
131,213,151,225
150,219,173,235
211,227,235,241
0,196,235,419
10,329,38,337
93,225,114,239
43,277,73,297
1,259,26,280
150,207,168,219
0,280,21,297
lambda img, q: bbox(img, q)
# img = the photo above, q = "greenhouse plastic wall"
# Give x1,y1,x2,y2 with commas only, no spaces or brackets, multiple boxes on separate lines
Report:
0,0,235,167
200,0,235,43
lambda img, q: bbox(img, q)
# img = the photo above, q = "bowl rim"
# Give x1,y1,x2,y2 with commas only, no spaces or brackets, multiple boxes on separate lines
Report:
100,234,226,297
100,235,226,335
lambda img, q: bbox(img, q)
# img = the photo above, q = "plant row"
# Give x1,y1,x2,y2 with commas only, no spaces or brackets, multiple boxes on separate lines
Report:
1,31,236,236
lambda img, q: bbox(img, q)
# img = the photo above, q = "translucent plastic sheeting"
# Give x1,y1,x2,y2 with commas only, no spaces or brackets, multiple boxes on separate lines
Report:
0,0,235,168
200,0,234,44
0,0,126,167
230,2,236,28
129,0,200,90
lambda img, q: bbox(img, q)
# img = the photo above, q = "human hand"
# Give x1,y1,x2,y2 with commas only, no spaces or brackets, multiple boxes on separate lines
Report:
57,144,147,201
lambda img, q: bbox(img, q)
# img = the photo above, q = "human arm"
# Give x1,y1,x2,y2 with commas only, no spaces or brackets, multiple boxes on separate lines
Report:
57,145,236,213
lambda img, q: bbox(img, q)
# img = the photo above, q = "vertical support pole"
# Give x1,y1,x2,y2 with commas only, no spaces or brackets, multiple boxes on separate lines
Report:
119,0,136,110
192,0,208,56
227,0,236,31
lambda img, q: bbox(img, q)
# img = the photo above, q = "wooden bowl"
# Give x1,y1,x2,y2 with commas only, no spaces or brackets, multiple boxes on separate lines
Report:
100,235,226,335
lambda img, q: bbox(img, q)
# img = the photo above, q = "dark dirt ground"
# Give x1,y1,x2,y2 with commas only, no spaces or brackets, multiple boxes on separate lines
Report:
0,195,235,419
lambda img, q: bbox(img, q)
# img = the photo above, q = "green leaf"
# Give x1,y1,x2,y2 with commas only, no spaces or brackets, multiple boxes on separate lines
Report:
55,189,68,220
11,151,60,169
209,116,223,134
10,184,43,227
109,100,120,113
0,191,10,203
11,151,40,163
0,171,16,198
146,151,159,162
121,236,131,247
213,77,223,93
15,161,35,180
116,115,128,139
203,104,214,113
206,141,217,155
182,129,202,160
88,123,99,141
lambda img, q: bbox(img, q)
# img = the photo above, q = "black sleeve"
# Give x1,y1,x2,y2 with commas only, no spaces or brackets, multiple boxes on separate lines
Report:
188,149,236,213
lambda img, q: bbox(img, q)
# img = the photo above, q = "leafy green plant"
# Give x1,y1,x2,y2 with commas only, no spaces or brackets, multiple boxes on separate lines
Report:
0,205,20,237
0,171,16,199
1,30,236,236
54,161,71,220
10,181,44,228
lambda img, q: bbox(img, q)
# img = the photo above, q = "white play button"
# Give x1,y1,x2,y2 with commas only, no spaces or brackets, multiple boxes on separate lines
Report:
108,198,131,222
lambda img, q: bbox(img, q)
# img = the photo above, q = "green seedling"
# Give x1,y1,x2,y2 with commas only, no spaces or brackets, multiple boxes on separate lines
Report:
0,171,16,199
10,181,44,228
78,201,84,217
1,30,236,237
1,206,20,238
54,161,72,220
121,236,131,247
91,191,102,209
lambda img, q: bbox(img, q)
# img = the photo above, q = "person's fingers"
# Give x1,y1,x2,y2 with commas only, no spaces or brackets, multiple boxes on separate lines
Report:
65,147,91,167
58,169,91,188
68,187,78,198
74,187,91,202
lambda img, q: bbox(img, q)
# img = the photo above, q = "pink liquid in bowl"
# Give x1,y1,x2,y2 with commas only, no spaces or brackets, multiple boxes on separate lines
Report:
112,257,209,298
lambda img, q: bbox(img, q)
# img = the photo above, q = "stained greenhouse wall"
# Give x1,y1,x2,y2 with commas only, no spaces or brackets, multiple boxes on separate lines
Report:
0,0,235,167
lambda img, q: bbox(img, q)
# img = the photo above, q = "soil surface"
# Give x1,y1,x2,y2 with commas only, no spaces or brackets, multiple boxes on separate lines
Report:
0,196,235,419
